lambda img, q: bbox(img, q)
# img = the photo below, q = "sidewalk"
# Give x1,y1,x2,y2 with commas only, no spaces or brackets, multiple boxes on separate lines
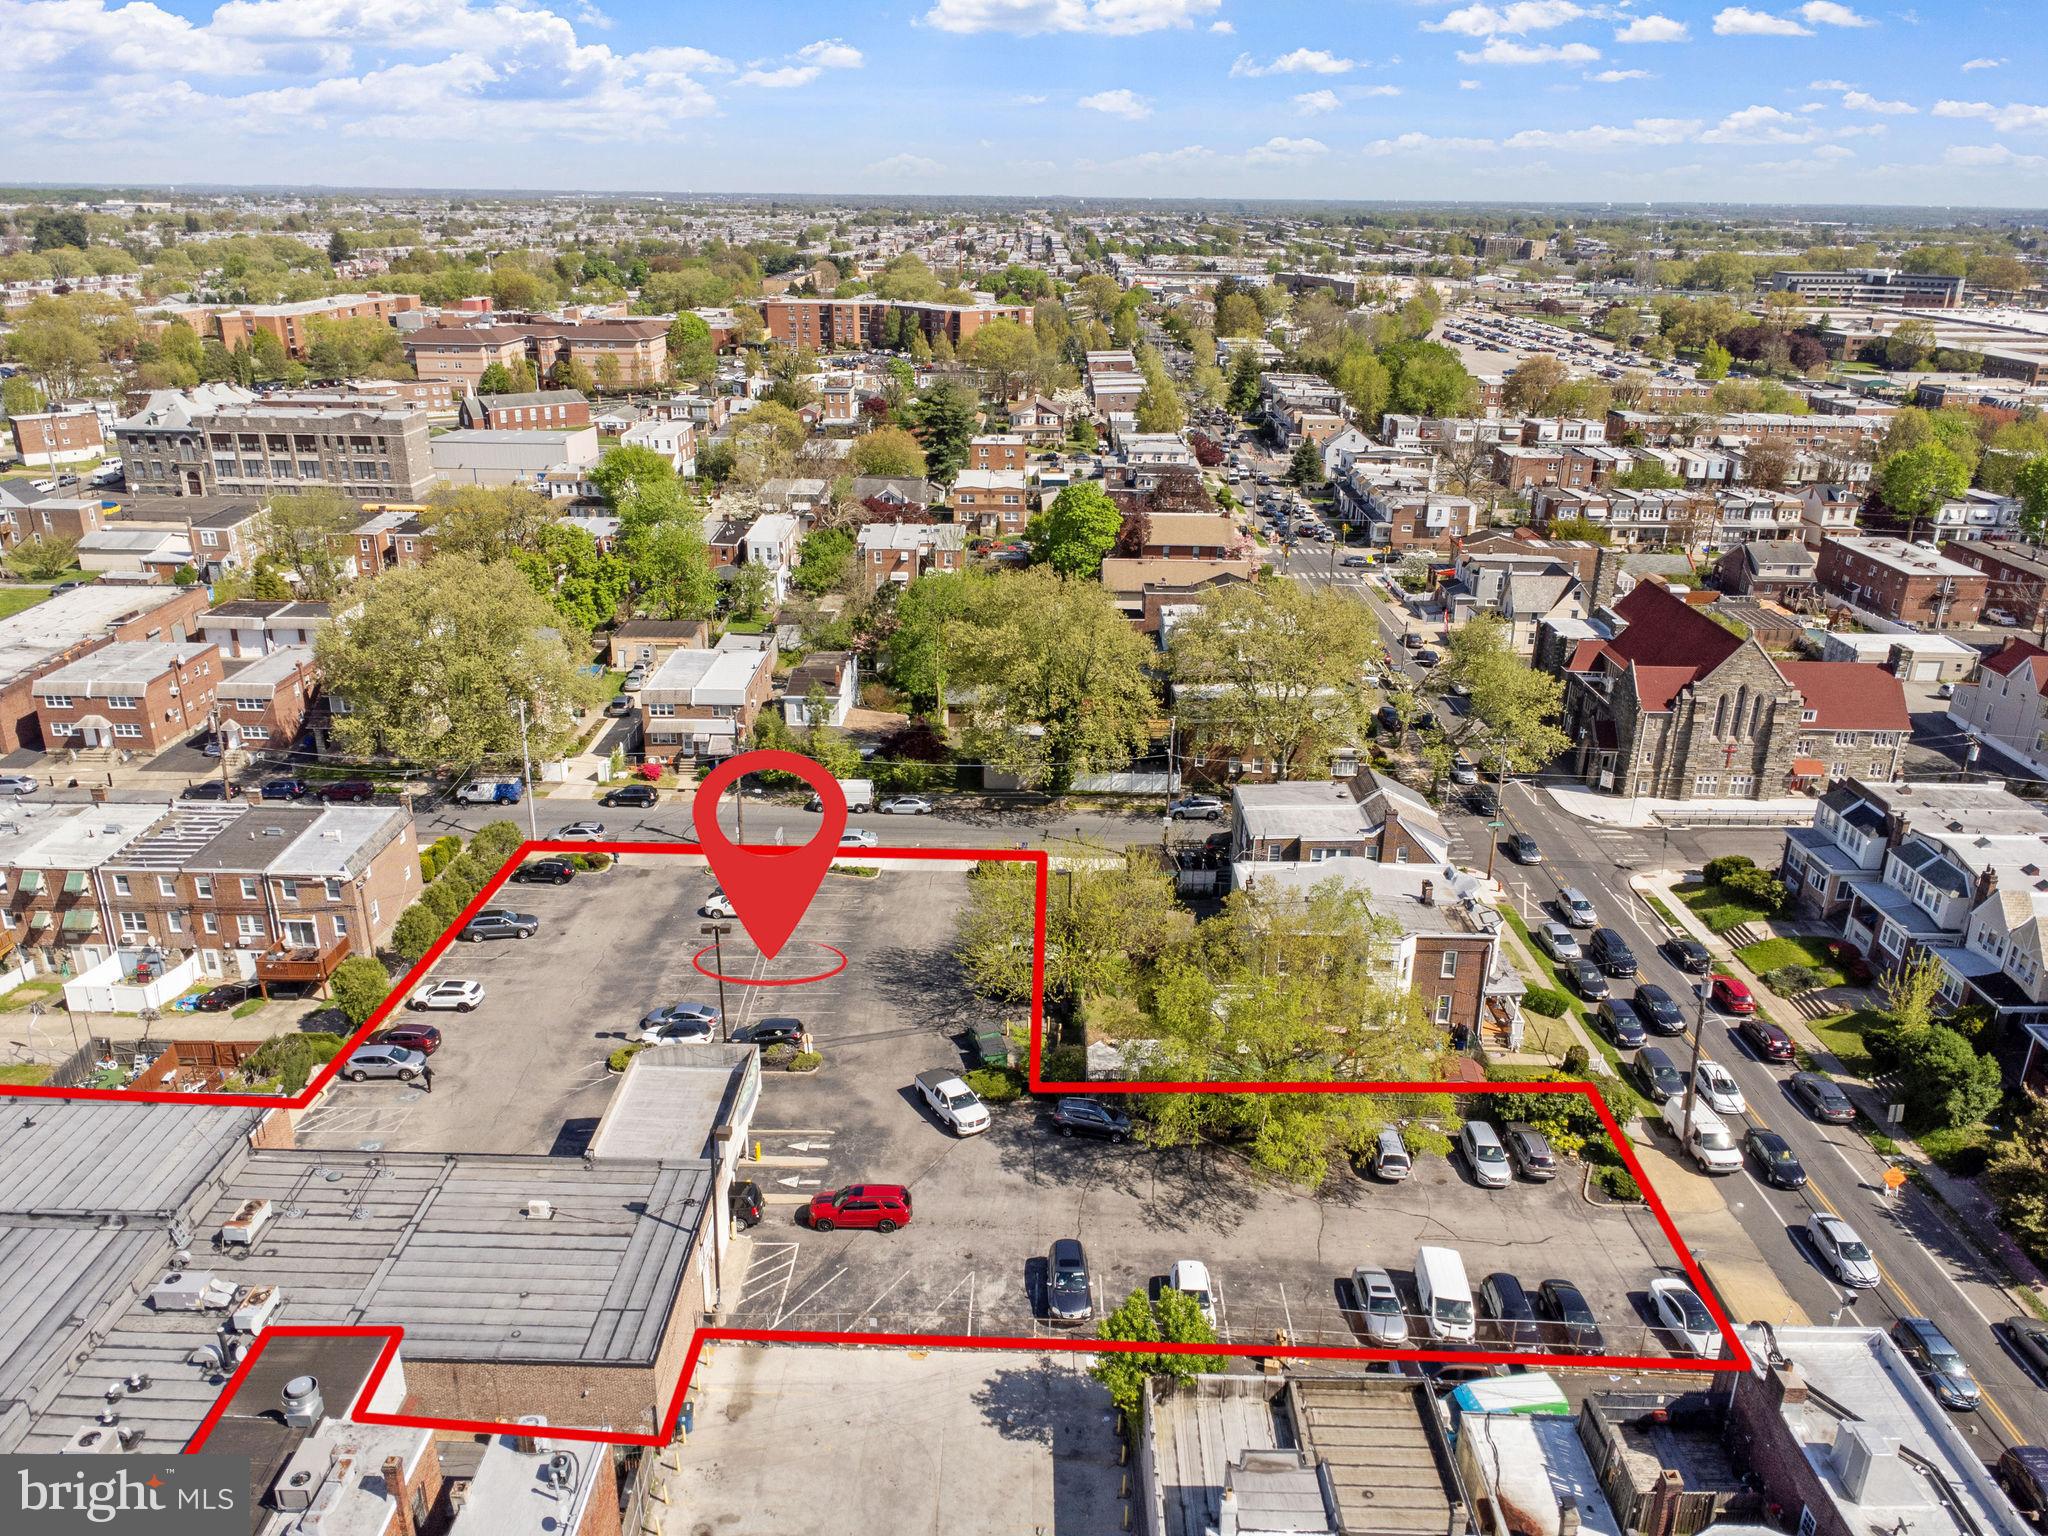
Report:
1488,904,1601,1069
1628,1130,1810,1327
1545,785,1814,829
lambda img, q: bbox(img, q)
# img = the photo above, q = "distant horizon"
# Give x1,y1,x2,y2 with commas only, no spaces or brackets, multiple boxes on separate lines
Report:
5,1,2044,207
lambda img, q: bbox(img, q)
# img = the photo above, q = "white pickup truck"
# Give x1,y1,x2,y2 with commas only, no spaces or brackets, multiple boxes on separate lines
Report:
1663,1096,1741,1174
913,1069,990,1136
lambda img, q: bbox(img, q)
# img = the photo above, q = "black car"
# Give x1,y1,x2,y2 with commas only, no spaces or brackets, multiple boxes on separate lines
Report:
195,980,261,1011
1051,1097,1132,1141
1479,1273,1542,1349
460,909,539,941
1507,833,1542,865
1596,997,1647,1049
1791,1071,1856,1123
1663,937,1712,973
1046,1237,1094,1325
1414,649,1442,667
260,778,309,801
181,780,230,800
1534,1279,1607,1354
1589,928,1637,978
730,1179,764,1229
511,857,576,885
1633,983,1686,1035
1566,959,1610,1001
1376,703,1404,732
1464,785,1500,817
601,783,658,808
1997,1446,2048,1528
1630,1045,1685,1103
1746,1129,1808,1188
731,1017,805,1049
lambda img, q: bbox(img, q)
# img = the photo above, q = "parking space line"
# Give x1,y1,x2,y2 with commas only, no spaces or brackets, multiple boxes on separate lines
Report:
857,1268,919,1321
775,1264,847,1326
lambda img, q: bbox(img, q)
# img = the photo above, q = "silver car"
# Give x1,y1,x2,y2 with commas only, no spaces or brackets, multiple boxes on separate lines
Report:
1352,1265,1409,1345
1536,920,1581,962
341,1043,426,1082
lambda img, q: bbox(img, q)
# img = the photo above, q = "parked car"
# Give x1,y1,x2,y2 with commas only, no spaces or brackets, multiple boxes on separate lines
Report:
1449,756,1478,786
0,773,38,795
1995,1447,2048,1529
1791,1071,1856,1123
840,828,880,848
1745,1129,1808,1188
1649,1278,1724,1358
409,980,484,1012
341,1043,425,1082
1503,1123,1557,1181
1372,1126,1412,1181
511,857,575,885
878,796,934,815
601,783,658,808
806,1184,912,1233
1046,1238,1094,1325
1351,1264,1409,1345
1401,631,1423,650
1460,1121,1513,1189
1631,1046,1685,1103
321,779,376,803
638,1002,720,1043
456,779,523,805
700,889,737,918
1534,1279,1607,1354
730,1017,804,1049
459,909,537,942
1709,974,1756,1014
1807,1213,1880,1288
2003,1314,2048,1383
1464,785,1499,817
914,1068,991,1136
181,781,230,800
194,980,262,1011
604,696,634,716
1566,959,1609,1001
1376,703,1404,732
1536,920,1580,962
1508,833,1542,865
1694,1062,1746,1116
1633,983,1685,1035
1891,1317,1981,1411
1557,887,1598,927
1479,1273,1542,1349
1663,937,1712,973
621,668,647,692
1588,927,1637,978
259,778,308,801
557,820,606,839
1169,795,1225,821
1414,649,1442,667
1739,1017,1794,1062
1051,1097,1132,1141
1596,997,1647,1050
368,1023,442,1056
730,1180,764,1229
1166,1259,1219,1327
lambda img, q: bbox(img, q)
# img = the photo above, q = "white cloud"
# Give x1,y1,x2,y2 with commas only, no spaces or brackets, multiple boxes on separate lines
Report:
1961,57,2004,71
1932,99,2048,131
1424,2,1587,36
1078,87,1152,118
1229,48,1358,76
864,152,944,177
1590,68,1653,81
1839,89,1913,114
1364,131,1499,154
736,36,861,87
1458,38,1601,64
1209,18,1233,32
1808,78,1854,90
1459,78,1481,89
1799,1,1873,26
1944,143,2045,168
1361,84,1402,96
1504,116,1700,149
1011,92,1048,104
1698,104,1822,141
1293,88,1340,114
1244,134,1329,163
1812,143,1855,158
1614,13,1689,42
1712,7,1812,35
922,0,1220,34
796,38,863,69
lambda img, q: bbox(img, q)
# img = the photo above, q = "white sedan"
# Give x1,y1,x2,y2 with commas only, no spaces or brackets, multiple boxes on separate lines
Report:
1694,1062,1746,1117
408,980,484,1012
700,890,737,918
840,828,879,848
1649,1278,1723,1358
878,796,934,815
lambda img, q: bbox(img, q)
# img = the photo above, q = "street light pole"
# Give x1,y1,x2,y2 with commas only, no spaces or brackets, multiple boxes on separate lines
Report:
700,922,732,1040
513,698,539,843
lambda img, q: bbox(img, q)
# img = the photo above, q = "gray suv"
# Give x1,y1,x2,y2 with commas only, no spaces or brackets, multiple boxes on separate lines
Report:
342,1043,426,1082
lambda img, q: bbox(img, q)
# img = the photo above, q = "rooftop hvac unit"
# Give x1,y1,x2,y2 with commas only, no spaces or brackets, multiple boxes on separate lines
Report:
272,1444,345,1513
219,1198,272,1246
231,1285,282,1334
150,1269,234,1313
61,1424,121,1454
280,1375,323,1429
511,1415,547,1455
525,1199,553,1221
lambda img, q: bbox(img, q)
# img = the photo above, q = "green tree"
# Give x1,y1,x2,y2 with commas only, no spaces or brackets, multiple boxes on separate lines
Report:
849,425,928,480
1,376,45,418
629,522,720,621
1698,341,1732,382
1287,440,1324,488
955,854,1190,1009
4,536,78,583
315,555,606,767
327,228,351,265
1168,581,1379,781
1067,417,1099,453
1881,954,1945,1039
260,489,359,598
792,527,857,596
959,317,1039,400
475,361,516,395
331,955,393,1027
512,522,629,631
1896,1025,2002,1130
420,483,555,563
1612,458,1684,491
907,381,979,484
1432,612,1569,774
392,903,445,963
1984,1097,2048,1265
725,561,772,623
1383,340,1478,417
1877,442,1971,541
1089,1286,1225,1416
1225,346,1263,416
667,312,717,382
1026,481,1124,577
1883,319,1938,371
1134,346,1184,434
2010,456,2048,549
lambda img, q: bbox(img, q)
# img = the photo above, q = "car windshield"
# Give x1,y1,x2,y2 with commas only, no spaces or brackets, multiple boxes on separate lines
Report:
1369,1292,1402,1315
1474,1141,1506,1163
1697,1128,1736,1151
1839,1238,1871,1262
1436,1298,1474,1325
1671,1292,1710,1329
1052,1269,1088,1294
944,1089,976,1107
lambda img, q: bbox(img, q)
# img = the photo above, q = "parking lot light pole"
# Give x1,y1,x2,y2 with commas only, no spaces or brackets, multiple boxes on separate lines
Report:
700,922,732,1040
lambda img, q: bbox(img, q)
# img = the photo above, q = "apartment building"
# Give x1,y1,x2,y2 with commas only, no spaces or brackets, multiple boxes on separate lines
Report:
0,802,169,973
115,394,436,501
33,640,219,754
458,388,592,430
1769,269,1965,308
640,634,777,762
1941,540,2048,628
1716,538,1818,601
1782,779,2048,1029
856,522,966,592
341,508,433,579
1815,536,1988,629
206,291,422,359
403,317,669,388
968,434,1030,472
1344,486,1483,552
215,645,318,753
0,584,208,752
1,495,109,547
619,416,697,475
760,297,1031,351
8,404,103,467
950,469,1032,535
1100,559,1256,635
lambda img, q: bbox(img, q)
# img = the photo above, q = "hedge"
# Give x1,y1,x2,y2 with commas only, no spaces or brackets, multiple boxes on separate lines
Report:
1522,985,1573,1018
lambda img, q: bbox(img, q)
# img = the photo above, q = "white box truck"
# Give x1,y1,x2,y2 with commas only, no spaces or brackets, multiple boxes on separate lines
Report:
808,778,873,814
1416,1245,1475,1343
1663,1096,1741,1174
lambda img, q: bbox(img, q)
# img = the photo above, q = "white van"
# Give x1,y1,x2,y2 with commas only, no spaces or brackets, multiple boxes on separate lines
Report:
1662,1096,1741,1174
1416,1245,1475,1343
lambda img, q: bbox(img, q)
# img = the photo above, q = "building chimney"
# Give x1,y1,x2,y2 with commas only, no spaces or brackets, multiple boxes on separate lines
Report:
1590,544,1623,612
1420,879,1435,906
382,1457,411,1536
1559,1505,1582,1536
1767,1362,1808,1410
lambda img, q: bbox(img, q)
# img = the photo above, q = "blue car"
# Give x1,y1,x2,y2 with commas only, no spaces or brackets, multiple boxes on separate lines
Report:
261,778,309,801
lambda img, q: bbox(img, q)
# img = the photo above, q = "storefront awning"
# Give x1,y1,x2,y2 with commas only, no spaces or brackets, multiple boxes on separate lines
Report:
61,909,97,933
17,870,43,893
28,911,52,929
61,871,86,895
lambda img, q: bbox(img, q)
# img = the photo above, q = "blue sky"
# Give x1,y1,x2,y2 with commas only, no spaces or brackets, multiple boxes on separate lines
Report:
3,0,2045,205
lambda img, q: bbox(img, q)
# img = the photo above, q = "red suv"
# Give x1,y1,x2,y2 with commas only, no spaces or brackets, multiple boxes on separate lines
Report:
1709,974,1756,1014
806,1185,912,1233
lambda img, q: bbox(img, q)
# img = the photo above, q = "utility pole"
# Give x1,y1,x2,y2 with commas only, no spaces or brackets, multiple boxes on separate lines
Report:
212,708,232,799
512,698,539,843
1680,977,1709,1126
1483,743,1509,884
732,770,746,843
699,923,733,1040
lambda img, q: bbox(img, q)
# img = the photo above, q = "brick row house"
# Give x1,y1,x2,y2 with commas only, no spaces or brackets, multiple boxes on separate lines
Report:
0,584,208,753
8,404,104,467
1814,536,1988,629
215,645,319,755
640,635,777,762
34,640,219,754
760,298,1031,351
856,522,966,593
404,318,670,389
950,469,1032,536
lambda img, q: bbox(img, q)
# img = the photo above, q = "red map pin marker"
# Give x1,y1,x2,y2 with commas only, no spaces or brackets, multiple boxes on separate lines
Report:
692,750,847,961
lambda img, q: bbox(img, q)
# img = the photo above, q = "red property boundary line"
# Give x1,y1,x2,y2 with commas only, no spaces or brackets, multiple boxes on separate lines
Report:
0,838,1746,1451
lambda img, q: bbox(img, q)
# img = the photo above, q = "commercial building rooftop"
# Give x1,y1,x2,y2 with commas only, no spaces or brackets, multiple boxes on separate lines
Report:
0,585,198,687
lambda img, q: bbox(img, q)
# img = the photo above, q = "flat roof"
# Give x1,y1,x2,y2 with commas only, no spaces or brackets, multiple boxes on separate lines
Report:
1233,779,1376,844
589,1047,755,1163
1463,1414,1624,1536
219,644,314,693
36,640,211,695
0,586,194,686
0,800,174,872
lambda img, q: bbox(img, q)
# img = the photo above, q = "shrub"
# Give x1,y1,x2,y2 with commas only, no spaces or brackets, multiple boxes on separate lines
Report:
1596,1166,1642,1202
330,956,394,1026
1522,985,1573,1018
1703,854,1756,884
245,1031,346,1094
392,903,445,963
763,1043,795,1068
419,880,466,926
470,820,524,869
1896,1024,2003,1130
964,1066,1025,1103
787,1050,823,1072
1765,963,1827,994
1722,865,1788,913
1043,1044,1088,1082
1561,1044,1591,1076
572,851,612,872
607,1042,649,1073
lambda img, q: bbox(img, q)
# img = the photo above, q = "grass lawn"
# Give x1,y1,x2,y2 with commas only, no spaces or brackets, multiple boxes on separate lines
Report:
1499,906,1624,1073
0,1062,51,1085
1735,935,1847,987
1918,1122,1993,1178
1808,1007,1886,1076
0,978,67,1014
0,587,52,619
1675,879,1773,935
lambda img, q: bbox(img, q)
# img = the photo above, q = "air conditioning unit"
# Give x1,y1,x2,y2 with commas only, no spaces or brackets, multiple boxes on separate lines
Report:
151,1269,230,1313
272,1444,344,1513
219,1198,272,1246
525,1199,553,1221
60,1424,122,1454
231,1284,282,1334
